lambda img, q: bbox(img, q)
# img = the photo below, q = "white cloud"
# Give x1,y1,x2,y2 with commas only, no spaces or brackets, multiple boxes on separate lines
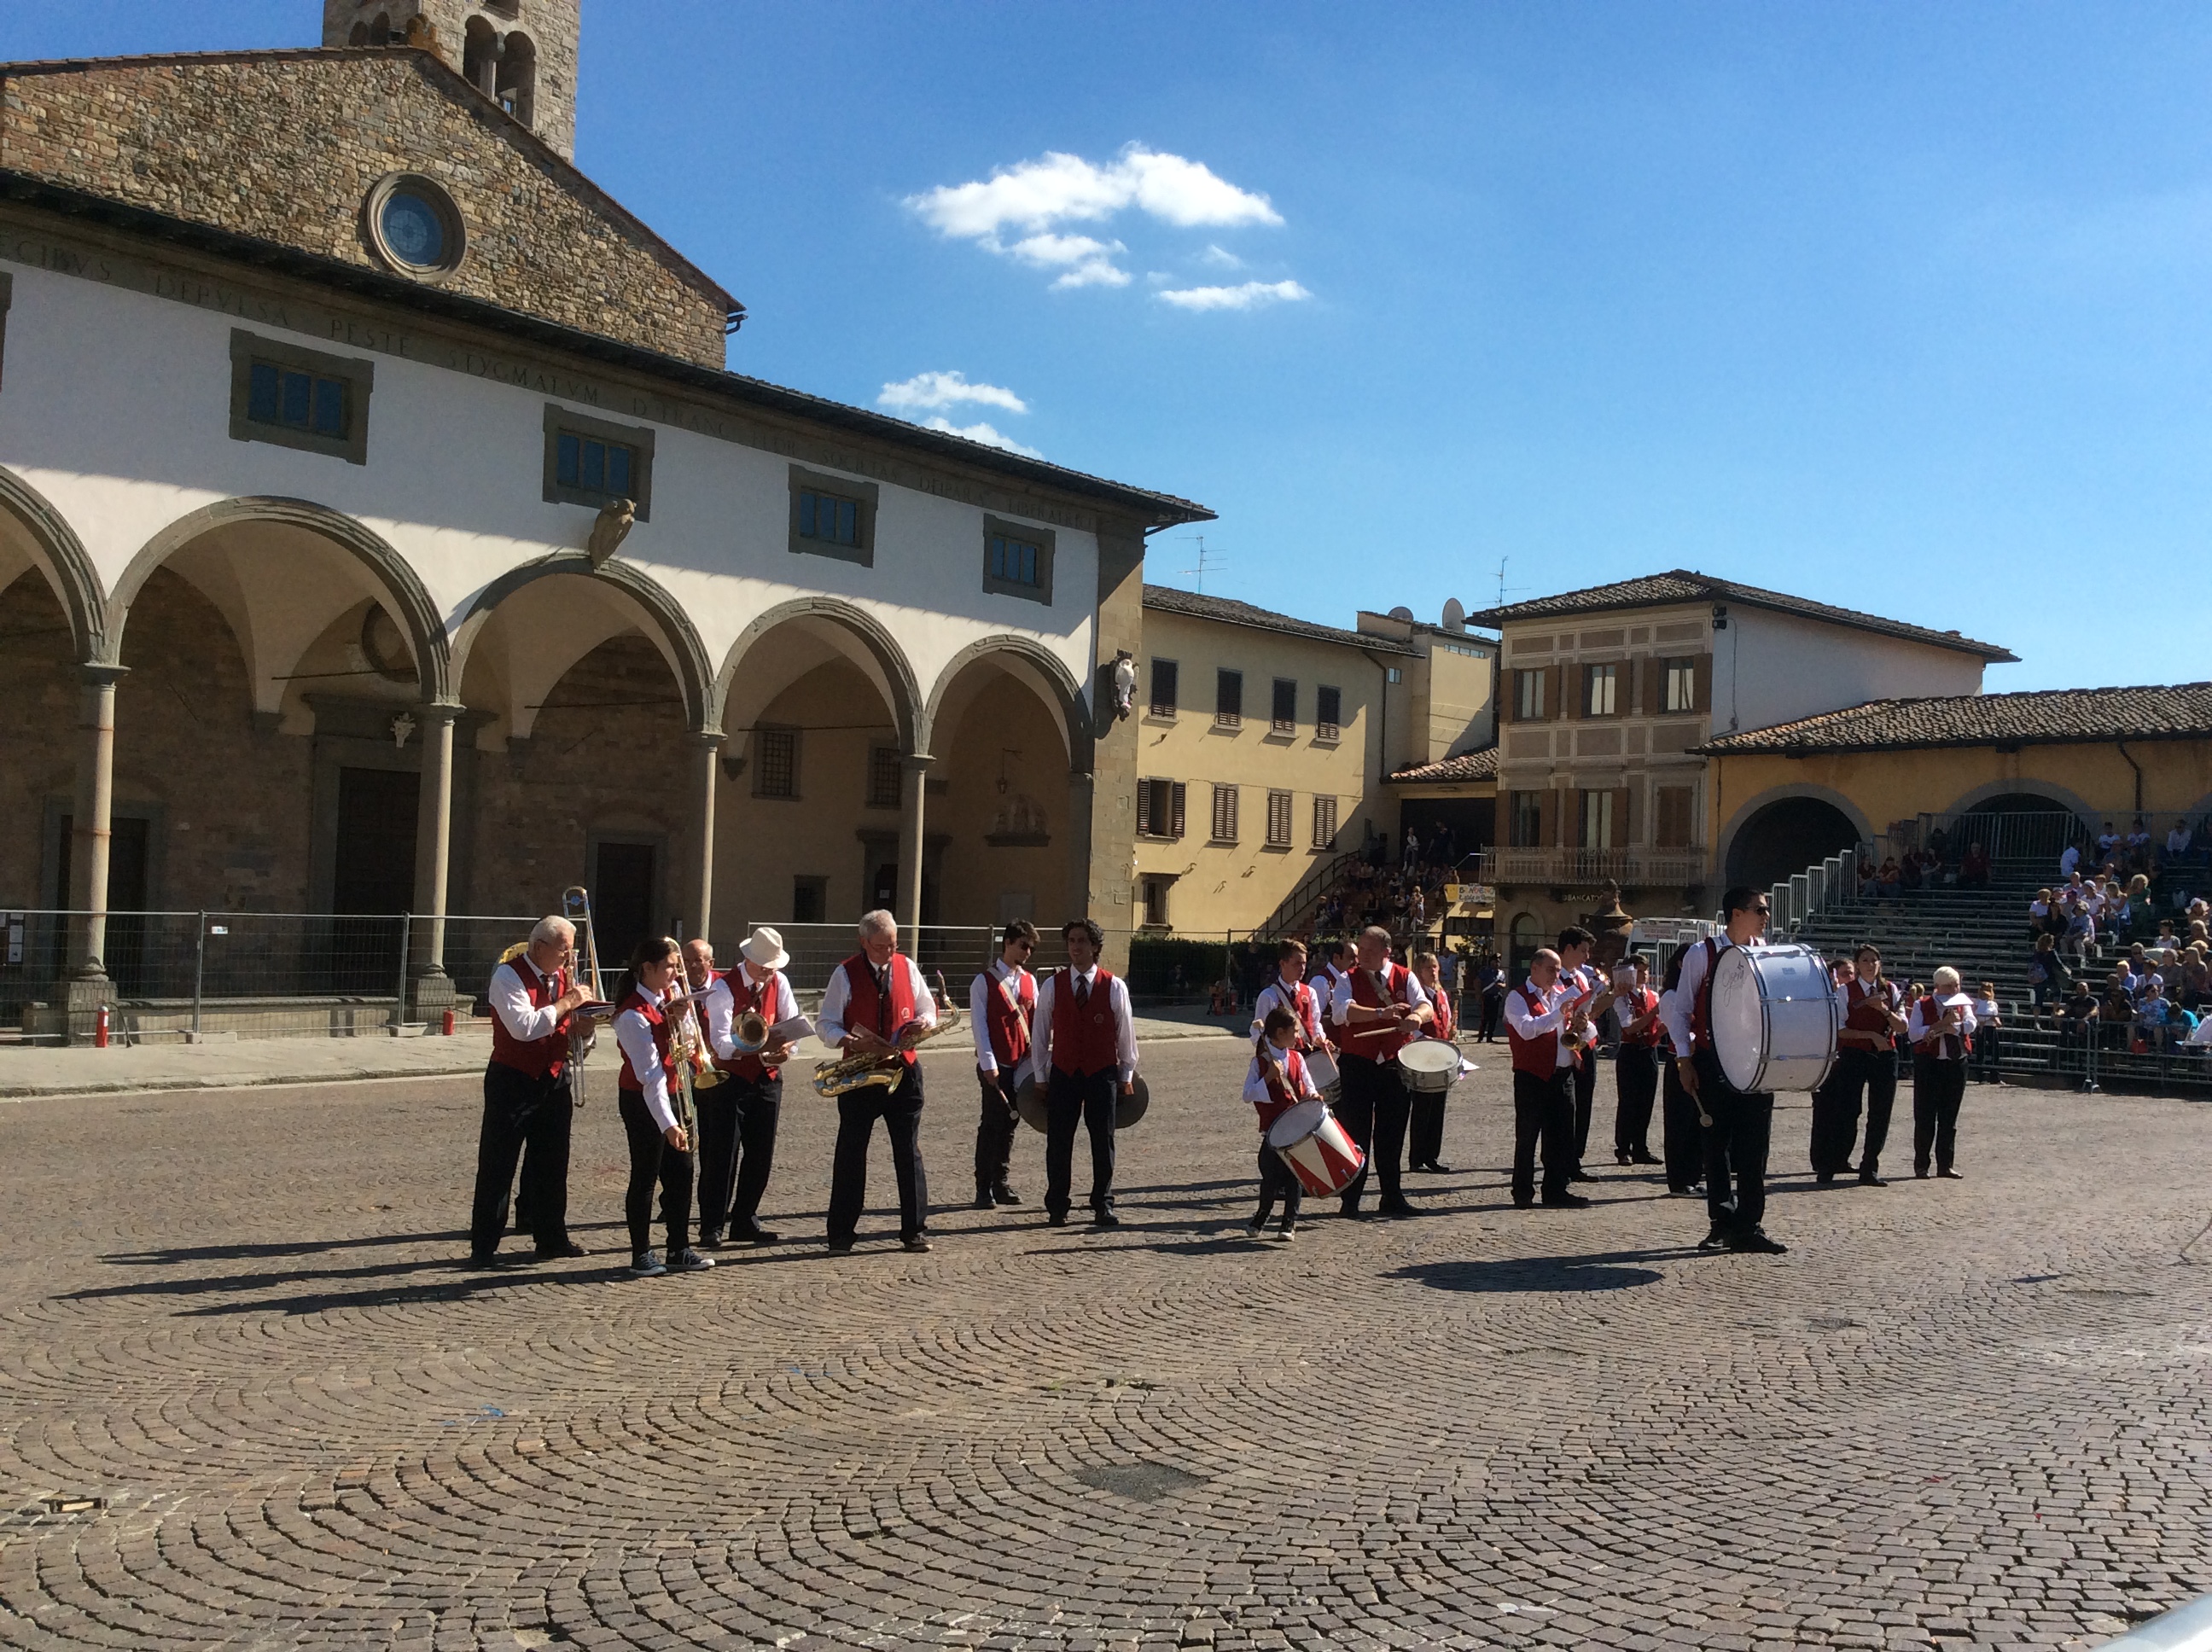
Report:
923,416,1042,458
907,143,1282,291
877,369,1028,416
1155,279,1313,312
1199,243,1244,269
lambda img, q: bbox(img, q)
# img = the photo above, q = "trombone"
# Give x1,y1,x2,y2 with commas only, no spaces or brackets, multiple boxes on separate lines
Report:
561,885,608,1108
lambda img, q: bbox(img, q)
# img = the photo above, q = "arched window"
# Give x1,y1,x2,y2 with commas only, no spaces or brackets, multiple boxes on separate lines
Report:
462,15,500,96
497,30,537,129
1508,912,1542,981
348,21,370,45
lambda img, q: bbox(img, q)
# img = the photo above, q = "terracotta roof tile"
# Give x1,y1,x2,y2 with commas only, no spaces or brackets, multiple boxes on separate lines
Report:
1142,585,1416,654
1698,683,2212,754
1389,745,1499,782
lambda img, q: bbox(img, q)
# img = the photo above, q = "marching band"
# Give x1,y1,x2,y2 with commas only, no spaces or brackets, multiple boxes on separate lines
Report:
464,884,1984,1272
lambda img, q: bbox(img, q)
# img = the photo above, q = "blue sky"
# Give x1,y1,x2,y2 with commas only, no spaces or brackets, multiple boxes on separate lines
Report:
15,3,2212,691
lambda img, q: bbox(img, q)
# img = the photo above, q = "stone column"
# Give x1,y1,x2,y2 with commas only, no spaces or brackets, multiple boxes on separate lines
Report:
896,753,933,933
407,702,461,1022
686,730,723,941
65,664,126,1040
1085,519,1148,974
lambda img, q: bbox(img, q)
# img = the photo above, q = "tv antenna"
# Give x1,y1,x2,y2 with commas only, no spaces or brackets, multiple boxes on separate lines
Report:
1177,534,1225,594
1493,556,1527,607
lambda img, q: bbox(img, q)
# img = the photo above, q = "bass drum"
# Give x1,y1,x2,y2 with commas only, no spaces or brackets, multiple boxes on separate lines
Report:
1709,942,1840,1095
1016,1073,1150,1131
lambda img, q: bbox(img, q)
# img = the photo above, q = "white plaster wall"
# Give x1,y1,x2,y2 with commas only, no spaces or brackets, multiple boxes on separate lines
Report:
0,263,1100,736
1714,607,1988,737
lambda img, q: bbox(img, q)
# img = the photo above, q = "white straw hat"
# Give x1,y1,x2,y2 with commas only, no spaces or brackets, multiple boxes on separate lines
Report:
740,925,790,971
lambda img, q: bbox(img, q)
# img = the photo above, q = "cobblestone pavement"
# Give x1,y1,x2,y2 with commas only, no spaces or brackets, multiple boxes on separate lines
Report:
2,1042,2209,1651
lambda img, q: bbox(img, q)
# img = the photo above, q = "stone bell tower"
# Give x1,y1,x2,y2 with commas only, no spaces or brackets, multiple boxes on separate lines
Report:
323,0,580,160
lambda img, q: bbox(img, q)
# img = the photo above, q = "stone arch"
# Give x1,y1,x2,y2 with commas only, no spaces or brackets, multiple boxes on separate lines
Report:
0,464,108,664
920,634,1091,771
1942,776,2100,823
451,551,715,733
108,497,451,702
714,596,923,754
1713,782,1872,893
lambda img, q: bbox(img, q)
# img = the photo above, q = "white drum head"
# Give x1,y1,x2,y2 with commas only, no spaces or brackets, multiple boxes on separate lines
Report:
1266,1096,1329,1152
1396,1040,1458,1077
1710,943,1840,1095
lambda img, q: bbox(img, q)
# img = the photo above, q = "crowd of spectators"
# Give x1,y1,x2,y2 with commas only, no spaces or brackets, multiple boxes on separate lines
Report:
1309,823,1470,945
2023,823,2212,1053
1855,827,1992,897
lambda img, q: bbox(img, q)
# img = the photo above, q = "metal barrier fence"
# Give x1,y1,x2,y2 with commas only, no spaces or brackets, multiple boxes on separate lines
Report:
1,909,548,1044
1995,1022,2212,1096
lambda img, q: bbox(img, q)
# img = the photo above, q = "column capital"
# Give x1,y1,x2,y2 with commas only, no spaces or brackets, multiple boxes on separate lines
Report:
688,728,726,751
901,750,936,772
79,662,129,688
413,700,465,724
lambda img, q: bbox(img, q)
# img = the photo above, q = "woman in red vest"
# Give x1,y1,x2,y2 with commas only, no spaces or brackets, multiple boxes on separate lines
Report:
969,920,1040,1211
1406,949,1458,1173
1611,955,1664,1166
817,910,939,1253
1031,917,1138,1227
610,935,713,1277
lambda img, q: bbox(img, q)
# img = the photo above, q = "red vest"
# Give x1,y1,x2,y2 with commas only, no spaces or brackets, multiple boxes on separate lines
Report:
841,953,919,1067
1507,980,1564,1079
1845,978,1899,1048
1620,986,1662,1047
489,957,571,1079
978,965,1036,1068
1051,967,1121,1075
1424,986,1455,1042
1266,978,1318,1047
1342,962,1415,1062
715,967,783,1082
1916,994,1971,1061
1254,1047,1307,1130
615,989,675,1094
1687,938,1723,1053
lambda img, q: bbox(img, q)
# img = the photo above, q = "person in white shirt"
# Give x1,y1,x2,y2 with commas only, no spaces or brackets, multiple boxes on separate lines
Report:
1969,981,2002,1083
1252,939,1330,1053
1555,925,1603,1181
469,915,597,1268
687,929,800,1249
1244,1007,1324,1241
1500,947,1586,1208
1327,925,1434,1218
969,921,1040,1212
1907,965,1978,1179
2168,822,2194,859
1661,886,1788,1255
2059,842,2081,879
1031,917,1139,1227
611,935,713,1277
818,910,940,1253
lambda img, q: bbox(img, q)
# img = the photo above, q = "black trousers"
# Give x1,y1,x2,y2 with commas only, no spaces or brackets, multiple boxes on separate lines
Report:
1045,1067,1118,1218
1812,1047,1896,1178
1912,1055,1968,1173
696,1071,783,1234
1337,1054,1410,1207
1253,1143,1303,1226
1612,1044,1659,1157
1571,1055,1598,1167
616,1087,694,1258
828,1064,928,1242
1661,1056,1703,1191
469,1060,574,1259
975,1067,1021,1194
1511,1067,1575,1204
1477,989,1506,1042
1408,1081,1448,1167
1696,1050,1773,1236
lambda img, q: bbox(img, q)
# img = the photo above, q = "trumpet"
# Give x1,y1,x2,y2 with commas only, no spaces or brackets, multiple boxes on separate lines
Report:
813,970,964,1096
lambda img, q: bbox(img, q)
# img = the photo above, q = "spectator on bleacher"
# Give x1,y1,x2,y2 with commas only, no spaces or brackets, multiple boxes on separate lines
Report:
2100,972,2136,1047
2064,899,2097,966
2124,874,2155,939
1970,980,2002,1083
1899,852,1924,894
1858,854,1879,898
2127,818,2153,872
1928,825,1950,866
2168,820,2194,861
2156,917,2180,951
1408,887,1427,932
2028,888,2055,939
2027,934,2070,1018
2136,978,2174,1051
2188,1011,2212,1052
1876,858,1902,898
1403,826,1420,868
1959,841,1990,889
2060,979,2098,1038
2098,822,2121,861
2060,841,2082,879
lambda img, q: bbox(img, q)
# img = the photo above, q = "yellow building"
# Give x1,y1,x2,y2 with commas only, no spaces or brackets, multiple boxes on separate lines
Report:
1698,683,2212,879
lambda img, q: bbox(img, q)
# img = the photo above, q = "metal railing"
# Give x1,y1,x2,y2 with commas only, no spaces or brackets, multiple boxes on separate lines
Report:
1493,846,1706,887
1870,808,2212,871
0,909,548,1044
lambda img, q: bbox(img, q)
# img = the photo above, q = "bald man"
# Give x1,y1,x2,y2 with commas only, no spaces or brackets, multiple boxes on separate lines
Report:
469,916,595,1267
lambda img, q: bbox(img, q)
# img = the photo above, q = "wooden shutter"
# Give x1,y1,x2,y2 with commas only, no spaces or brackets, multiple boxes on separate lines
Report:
1171,782,1187,840
1615,787,1634,846
1136,778,1152,836
1692,653,1713,718
1545,666,1562,721
1569,663,1586,720
1538,788,1557,848
1629,654,1647,715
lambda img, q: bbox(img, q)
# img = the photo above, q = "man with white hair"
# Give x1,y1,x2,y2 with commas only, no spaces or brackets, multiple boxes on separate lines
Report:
468,915,597,1268
1908,966,1978,1180
818,910,938,1253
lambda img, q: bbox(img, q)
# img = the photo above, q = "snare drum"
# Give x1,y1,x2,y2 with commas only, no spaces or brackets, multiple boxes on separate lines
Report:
1709,942,1841,1094
1396,1038,1460,1094
1303,1047,1342,1105
1263,1097,1366,1198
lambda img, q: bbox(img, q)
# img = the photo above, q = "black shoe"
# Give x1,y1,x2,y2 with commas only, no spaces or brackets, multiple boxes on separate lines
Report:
1568,1170,1595,1183
1339,1202,1367,1220
1513,1195,1534,1209
1427,1161,1452,1174
1615,1151,1633,1166
1938,1167,1964,1180
975,1190,997,1210
696,1227,725,1250
1697,1227,1732,1252
902,1235,933,1254
533,1240,587,1259
732,1224,781,1245
1859,1172,1887,1187
1540,1192,1591,1208
1914,1166,1930,1178
465,1251,506,1270
1730,1228,1789,1254
992,1184,1022,1206
1631,1152,1662,1166
1815,1172,1835,1185
1047,1212,1068,1227
1091,1210,1121,1229
1377,1196,1419,1218
826,1237,854,1254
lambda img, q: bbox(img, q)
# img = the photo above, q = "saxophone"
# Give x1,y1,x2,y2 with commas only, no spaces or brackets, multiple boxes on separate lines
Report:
813,970,965,1096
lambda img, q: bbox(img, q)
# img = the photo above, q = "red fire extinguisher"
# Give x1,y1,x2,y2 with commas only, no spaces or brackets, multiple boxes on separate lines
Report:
441,1006,456,1037
94,1003,111,1048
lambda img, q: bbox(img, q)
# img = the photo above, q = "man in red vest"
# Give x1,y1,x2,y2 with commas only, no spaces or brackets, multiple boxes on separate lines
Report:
1501,946,1588,1208
1032,917,1138,1227
1406,949,1458,1173
818,910,939,1253
969,920,1040,1211
1810,943,1906,1186
1611,956,1664,1166
1327,924,1434,1218
689,927,800,1248
469,915,597,1267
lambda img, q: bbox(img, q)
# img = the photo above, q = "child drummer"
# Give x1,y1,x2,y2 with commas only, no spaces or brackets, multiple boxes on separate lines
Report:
1244,1006,1321,1242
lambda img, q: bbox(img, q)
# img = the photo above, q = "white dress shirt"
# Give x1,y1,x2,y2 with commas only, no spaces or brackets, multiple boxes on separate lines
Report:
1326,963,1431,1028
488,957,567,1044
1251,975,1325,1047
1243,1048,1321,1108
699,963,800,1063
818,953,937,1048
1502,977,1576,1065
614,984,678,1133
1906,992,1978,1061
1032,965,1138,1083
1659,937,1743,1056
969,957,1036,1075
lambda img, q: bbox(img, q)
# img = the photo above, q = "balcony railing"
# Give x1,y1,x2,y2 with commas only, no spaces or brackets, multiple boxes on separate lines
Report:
1493,846,1707,887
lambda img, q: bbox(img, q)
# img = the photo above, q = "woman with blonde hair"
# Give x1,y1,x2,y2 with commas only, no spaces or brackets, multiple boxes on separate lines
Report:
1908,966,1978,1180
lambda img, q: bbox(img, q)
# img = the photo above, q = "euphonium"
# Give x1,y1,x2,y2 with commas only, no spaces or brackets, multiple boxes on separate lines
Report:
732,1007,770,1055
812,970,964,1096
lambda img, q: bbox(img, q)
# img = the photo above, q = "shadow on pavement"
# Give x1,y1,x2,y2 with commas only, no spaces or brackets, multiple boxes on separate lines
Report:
1389,1248,1679,1293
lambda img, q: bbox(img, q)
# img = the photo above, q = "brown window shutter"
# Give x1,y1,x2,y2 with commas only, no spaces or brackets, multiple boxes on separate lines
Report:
1615,786,1634,845
1537,788,1556,848
1172,782,1187,840
1136,779,1152,836
1692,653,1713,718
1545,667,1561,721
1502,672,1516,724
1628,654,1645,715
1565,665,1582,720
